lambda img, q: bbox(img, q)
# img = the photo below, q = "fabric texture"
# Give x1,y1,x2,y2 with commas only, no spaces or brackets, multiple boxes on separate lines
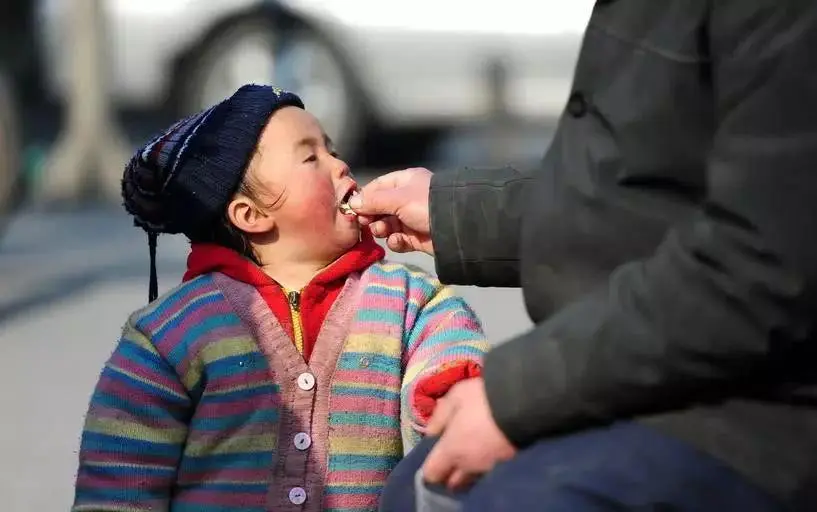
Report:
72,261,489,512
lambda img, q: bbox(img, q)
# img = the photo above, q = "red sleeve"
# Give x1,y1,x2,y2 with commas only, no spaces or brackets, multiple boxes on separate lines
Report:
411,361,483,424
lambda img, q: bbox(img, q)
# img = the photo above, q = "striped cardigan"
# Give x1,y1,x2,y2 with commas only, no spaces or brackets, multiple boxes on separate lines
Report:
73,261,489,512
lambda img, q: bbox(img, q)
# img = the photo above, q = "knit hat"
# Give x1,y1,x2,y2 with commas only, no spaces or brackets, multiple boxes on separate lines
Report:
121,84,305,303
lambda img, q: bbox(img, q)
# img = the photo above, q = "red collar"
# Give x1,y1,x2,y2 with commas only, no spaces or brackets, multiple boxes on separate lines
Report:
182,229,385,289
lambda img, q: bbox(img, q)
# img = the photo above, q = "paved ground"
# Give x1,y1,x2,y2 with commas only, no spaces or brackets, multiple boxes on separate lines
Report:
0,178,532,510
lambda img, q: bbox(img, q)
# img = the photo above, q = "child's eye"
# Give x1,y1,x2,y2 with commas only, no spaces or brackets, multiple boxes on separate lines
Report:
330,151,340,159
304,154,318,163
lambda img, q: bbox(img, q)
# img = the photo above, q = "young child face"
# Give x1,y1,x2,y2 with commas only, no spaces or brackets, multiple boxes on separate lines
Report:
244,106,361,263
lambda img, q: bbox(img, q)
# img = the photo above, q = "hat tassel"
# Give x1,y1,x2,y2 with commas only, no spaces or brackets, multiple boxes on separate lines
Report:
148,231,159,303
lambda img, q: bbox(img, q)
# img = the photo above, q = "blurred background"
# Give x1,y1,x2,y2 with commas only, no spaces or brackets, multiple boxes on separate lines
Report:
0,0,593,509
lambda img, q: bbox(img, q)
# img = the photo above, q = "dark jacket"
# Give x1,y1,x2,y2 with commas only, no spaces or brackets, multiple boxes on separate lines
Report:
430,0,817,508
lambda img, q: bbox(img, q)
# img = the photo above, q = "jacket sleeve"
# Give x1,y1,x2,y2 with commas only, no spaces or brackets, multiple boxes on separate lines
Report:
430,165,535,288
73,319,191,511
483,1,817,447
400,278,490,451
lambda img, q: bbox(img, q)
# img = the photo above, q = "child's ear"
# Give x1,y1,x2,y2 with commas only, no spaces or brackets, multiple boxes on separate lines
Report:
226,196,275,234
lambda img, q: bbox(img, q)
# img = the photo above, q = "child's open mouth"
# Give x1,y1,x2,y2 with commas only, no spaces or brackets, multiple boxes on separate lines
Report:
338,188,359,216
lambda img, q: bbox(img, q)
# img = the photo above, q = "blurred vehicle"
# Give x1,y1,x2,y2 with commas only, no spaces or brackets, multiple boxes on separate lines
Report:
0,67,21,225
35,0,593,157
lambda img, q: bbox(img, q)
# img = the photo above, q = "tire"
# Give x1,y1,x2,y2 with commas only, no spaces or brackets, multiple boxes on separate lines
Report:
0,69,20,226
175,17,365,161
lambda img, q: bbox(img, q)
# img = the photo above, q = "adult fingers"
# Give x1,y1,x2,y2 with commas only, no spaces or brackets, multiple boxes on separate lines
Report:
387,233,434,255
351,168,430,216
369,216,402,238
422,434,456,486
359,168,426,193
368,219,389,238
348,187,406,217
426,396,454,436
446,469,477,491
360,170,405,193
355,214,379,226
387,233,411,253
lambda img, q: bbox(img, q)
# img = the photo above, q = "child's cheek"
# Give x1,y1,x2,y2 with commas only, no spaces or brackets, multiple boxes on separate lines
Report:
293,188,335,225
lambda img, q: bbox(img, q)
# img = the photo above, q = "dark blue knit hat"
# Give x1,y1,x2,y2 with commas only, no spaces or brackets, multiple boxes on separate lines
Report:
121,84,304,302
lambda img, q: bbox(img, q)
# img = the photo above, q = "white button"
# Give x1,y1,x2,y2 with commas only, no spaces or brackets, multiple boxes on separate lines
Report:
289,486,307,505
294,432,312,451
297,372,315,391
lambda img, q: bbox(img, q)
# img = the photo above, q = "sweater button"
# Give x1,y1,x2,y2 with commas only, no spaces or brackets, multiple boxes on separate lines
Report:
289,487,307,505
297,372,315,391
294,432,312,451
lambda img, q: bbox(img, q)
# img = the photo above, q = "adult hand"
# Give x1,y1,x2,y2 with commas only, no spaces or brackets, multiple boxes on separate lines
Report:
349,168,434,255
422,378,518,490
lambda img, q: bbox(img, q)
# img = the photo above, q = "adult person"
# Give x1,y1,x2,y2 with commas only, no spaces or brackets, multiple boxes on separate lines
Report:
349,1,817,511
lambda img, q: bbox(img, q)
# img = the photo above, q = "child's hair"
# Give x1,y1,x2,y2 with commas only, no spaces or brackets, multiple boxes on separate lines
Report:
120,84,304,300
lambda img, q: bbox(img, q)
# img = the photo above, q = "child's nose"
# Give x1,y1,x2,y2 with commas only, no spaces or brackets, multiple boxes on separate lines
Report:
333,158,351,179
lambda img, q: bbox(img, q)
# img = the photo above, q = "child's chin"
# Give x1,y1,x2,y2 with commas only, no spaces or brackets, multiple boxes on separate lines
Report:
341,228,361,246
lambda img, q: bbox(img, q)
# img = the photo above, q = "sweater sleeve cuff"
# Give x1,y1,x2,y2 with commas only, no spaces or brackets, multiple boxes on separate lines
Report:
411,361,483,425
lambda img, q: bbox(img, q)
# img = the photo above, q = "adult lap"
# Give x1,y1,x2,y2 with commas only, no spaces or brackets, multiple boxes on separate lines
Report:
380,422,783,512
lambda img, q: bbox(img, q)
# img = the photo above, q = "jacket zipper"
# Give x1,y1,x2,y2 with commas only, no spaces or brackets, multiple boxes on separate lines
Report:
286,289,305,355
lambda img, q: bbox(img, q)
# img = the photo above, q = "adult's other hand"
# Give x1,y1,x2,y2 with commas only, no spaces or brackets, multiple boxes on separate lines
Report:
422,378,517,490
350,167,434,255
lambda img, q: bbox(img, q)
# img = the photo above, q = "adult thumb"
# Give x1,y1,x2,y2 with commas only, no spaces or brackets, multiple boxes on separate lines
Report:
349,188,403,216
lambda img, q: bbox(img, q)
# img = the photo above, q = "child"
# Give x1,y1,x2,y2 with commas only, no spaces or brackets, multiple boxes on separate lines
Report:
72,85,488,512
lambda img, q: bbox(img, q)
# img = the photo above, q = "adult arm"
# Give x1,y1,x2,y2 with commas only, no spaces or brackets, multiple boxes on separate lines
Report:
430,165,535,288
482,1,817,447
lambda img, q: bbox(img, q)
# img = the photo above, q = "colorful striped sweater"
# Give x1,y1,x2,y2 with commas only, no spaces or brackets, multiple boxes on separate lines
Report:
73,260,489,512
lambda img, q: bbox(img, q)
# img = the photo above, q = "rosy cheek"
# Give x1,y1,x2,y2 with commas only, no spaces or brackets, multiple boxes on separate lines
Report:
296,190,335,220
313,181,340,209
282,175,337,222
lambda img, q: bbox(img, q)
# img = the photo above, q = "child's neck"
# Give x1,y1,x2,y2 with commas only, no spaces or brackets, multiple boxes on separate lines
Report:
257,253,331,291
261,264,323,291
